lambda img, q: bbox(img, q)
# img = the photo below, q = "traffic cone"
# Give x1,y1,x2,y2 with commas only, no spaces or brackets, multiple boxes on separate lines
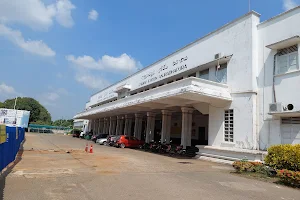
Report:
89,144,93,153
85,143,88,152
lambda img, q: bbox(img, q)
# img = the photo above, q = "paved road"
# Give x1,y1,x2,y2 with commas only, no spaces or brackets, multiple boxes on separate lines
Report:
1,133,299,200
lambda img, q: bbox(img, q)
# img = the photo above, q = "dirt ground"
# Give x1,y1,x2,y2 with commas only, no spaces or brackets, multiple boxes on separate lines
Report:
1,133,299,200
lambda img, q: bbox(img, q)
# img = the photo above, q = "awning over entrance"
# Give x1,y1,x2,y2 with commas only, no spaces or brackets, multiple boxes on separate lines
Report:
74,77,232,119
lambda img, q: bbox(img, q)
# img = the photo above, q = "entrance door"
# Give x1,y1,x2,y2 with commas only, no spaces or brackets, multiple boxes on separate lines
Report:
198,127,208,145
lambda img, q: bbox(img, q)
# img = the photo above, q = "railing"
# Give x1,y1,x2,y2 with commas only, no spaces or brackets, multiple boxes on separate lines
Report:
0,126,25,172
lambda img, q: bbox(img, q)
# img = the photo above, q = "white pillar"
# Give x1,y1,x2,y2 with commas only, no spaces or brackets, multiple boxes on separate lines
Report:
102,118,107,134
109,117,116,135
181,107,193,148
94,119,98,135
134,113,143,140
88,120,92,132
92,119,96,134
96,119,100,134
115,117,120,135
124,115,133,136
99,119,104,133
161,110,172,144
146,112,156,143
116,116,124,135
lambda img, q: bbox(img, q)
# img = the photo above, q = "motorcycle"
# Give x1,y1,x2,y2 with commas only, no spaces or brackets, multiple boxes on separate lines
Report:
158,140,172,154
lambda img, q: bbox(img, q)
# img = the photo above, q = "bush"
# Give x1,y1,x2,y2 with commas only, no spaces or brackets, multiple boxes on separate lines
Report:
264,144,300,171
233,161,263,173
277,169,300,187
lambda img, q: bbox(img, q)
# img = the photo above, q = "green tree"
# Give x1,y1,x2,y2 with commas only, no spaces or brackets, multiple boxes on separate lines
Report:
1,97,52,123
52,119,73,127
0,102,4,108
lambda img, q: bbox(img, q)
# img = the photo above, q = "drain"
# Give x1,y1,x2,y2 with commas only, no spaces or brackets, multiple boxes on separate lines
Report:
178,162,192,164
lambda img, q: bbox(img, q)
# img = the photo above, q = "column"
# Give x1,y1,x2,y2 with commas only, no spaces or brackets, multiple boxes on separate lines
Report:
145,112,156,143
87,120,92,132
181,107,193,148
103,118,107,134
94,119,98,135
119,116,124,135
124,115,133,136
134,113,143,140
105,118,110,134
109,116,117,135
115,116,120,135
116,116,124,135
161,110,172,144
96,119,100,134
99,119,104,133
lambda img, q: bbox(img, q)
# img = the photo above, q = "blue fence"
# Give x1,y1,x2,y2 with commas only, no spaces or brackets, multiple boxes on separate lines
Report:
0,126,25,172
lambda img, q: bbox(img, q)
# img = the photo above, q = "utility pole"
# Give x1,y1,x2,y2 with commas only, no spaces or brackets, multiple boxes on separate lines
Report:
13,96,18,110
13,96,18,126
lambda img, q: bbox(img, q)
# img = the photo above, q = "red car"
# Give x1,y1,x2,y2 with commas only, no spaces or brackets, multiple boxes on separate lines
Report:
116,135,144,148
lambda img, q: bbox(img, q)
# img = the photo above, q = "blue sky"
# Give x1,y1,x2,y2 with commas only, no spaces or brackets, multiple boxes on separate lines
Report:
0,0,298,120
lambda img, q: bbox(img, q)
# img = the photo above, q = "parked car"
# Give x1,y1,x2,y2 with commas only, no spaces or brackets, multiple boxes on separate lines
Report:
72,129,81,138
116,135,144,148
92,134,108,143
96,136,108,145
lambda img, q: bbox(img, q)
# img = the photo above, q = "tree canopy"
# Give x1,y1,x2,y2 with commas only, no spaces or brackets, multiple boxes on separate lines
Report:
51,119,73,128
0,97,52,123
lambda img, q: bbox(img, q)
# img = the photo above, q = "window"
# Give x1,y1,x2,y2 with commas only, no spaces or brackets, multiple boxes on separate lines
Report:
216,63,227,84
276,52,298,74
199,69,209,80
224,109,234,142
188,73,196,77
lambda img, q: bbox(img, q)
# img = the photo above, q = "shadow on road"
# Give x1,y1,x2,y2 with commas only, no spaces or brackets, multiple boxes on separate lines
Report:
0,138,26,200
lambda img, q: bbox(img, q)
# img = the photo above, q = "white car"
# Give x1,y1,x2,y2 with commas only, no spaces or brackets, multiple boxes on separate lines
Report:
96,137,108,145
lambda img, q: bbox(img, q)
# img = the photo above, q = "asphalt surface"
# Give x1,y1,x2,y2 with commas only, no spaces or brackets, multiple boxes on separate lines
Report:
1,133,299,200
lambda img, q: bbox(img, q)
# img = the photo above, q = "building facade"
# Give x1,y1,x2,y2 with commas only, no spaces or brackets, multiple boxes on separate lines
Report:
74,8,300,162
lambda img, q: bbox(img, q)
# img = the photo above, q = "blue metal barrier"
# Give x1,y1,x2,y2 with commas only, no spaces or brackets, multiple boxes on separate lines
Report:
0,126,25,172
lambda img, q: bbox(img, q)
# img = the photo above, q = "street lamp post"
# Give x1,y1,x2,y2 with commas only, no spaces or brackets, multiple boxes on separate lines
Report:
14,96,18,126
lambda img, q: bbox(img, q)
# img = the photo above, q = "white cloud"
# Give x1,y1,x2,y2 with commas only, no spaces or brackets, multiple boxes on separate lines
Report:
39,87,69,107
55,0,76,28
0,83,20,101
0,0,75,30
46,92,60,101
283,0,298,11
88,9,98,21
66,53,141,73
56,88,69,95
75,73,110,89
0,83,16,95
0,24,55,57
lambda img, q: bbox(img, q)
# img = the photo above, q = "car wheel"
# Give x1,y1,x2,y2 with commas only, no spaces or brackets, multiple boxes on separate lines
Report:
120,143,125,148
103,141,107,146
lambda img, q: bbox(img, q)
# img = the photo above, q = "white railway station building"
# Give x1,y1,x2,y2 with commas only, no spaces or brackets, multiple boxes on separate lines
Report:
74,7,300,162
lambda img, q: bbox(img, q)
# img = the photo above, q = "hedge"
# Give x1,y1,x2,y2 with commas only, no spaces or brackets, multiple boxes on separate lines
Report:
264,144,300,171
277,169,300,187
